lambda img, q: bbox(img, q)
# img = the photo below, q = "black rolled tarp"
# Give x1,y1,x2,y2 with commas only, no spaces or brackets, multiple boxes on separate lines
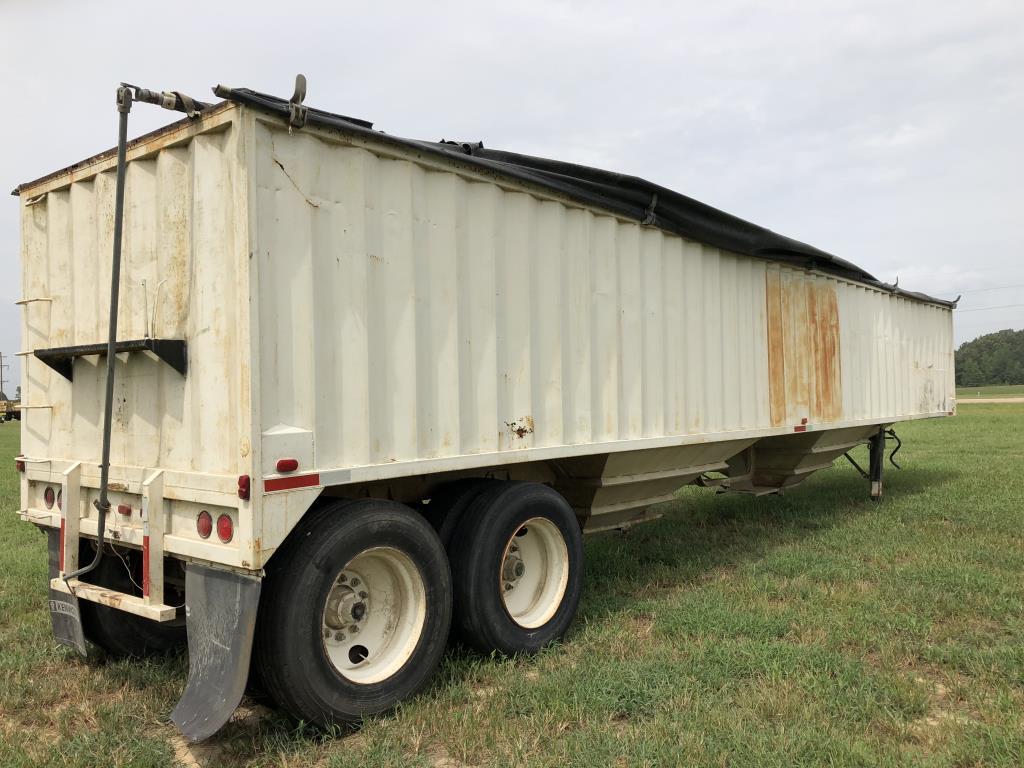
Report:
216,84,953,308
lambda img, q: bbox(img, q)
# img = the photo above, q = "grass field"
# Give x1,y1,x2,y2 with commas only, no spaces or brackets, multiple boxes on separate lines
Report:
0,409,1021,767
956,385,1024,399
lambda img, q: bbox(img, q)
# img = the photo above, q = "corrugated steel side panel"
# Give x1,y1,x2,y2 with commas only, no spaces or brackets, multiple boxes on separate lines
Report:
835,281,955,420
19,117,250,477
253,119,961,476
253,120,774,473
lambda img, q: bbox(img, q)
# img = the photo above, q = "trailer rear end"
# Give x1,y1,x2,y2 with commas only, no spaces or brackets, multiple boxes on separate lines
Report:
13,78,955,741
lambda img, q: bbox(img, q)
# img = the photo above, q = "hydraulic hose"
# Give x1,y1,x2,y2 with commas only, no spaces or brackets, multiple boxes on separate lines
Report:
61,82,204,587
63,86,133,584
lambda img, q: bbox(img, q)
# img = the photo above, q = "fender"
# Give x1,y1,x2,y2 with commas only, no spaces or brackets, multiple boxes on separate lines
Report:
171,563,261,742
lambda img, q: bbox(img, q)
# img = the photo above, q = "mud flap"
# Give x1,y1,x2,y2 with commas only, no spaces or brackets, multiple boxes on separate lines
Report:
45,529,87,657
170,563,262,742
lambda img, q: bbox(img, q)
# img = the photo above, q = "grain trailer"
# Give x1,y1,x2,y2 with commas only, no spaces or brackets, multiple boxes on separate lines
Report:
13,78,956,741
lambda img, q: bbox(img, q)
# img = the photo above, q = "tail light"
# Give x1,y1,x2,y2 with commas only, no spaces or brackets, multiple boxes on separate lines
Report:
197,510,213,539
237,474,251,501
216,514,234,543
43,486,55,509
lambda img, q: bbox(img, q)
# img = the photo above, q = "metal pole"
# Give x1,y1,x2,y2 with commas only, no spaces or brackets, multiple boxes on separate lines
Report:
869,425,885,502
64,85,132,583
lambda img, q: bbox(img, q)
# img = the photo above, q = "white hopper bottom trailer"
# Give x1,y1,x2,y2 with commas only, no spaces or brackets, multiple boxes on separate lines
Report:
13,78,955,741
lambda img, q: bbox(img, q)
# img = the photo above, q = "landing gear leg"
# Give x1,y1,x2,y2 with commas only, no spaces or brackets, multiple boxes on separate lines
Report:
869,426,885,502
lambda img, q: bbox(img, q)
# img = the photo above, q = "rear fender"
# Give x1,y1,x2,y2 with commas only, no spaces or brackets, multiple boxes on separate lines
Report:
45,528,87,657
171,563,261,742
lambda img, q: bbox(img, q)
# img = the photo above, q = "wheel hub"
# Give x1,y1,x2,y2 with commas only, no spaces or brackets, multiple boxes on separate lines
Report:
499,518,570,628
324,571,370,633
502,547,526,589
320,547,427,685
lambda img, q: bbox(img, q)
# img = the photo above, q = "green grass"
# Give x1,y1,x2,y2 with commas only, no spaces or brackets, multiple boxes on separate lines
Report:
956,385,1024,399
1,409,1022,767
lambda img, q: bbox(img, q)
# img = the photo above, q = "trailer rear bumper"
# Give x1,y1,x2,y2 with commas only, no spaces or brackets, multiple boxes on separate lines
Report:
49,577,178,621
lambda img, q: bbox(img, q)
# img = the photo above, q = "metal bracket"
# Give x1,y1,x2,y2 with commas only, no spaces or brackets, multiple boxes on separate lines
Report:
34,338,187,381
288,74,308,130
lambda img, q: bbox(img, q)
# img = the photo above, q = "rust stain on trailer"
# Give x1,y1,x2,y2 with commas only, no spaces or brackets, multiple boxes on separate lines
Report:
810,281,842,422
765,269,843,426
505,415,535,440
765,270,787,426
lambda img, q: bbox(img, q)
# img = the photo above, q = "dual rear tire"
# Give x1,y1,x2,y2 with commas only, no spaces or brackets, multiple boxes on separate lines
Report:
253,482,583,728
443,481,584,655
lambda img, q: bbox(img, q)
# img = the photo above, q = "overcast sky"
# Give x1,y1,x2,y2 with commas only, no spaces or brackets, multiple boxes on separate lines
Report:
1,0,1022,388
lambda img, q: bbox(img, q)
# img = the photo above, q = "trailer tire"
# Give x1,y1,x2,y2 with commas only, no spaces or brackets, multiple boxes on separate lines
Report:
422,478,498,549
78,552,186,658
450,482,583,655
253,499,452,727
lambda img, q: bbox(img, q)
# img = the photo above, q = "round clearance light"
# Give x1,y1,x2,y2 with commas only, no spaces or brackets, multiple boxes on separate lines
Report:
43,487,55,509
197,510,213,539
216,514,234,543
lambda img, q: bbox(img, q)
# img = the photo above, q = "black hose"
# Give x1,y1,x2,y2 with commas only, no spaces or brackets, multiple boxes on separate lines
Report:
63,86,132,585
885,428,902,469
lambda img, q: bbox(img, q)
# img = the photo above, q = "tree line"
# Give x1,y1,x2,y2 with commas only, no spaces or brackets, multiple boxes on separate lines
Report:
955,329,1024,387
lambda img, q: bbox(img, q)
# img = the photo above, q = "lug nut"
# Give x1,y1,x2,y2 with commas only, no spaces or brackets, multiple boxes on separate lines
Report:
350,577,360,587
359,591,368,599
335,631,345,641
350,625,359,634
338,574,347,583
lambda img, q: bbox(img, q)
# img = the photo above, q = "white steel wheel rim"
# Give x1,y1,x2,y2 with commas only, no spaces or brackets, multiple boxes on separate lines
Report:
321,547,426,685
500,517,570,629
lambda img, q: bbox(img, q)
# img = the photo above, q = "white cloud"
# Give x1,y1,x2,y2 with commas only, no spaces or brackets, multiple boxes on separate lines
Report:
1,0,1021,391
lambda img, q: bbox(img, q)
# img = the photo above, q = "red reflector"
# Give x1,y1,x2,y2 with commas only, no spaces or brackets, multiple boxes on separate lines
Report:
117,504,132,516
197,510,213,539
216,514,234,543
15,457,25,473
264,473,320,493
44,486,55,509
238,474,251,501
276,458,299,473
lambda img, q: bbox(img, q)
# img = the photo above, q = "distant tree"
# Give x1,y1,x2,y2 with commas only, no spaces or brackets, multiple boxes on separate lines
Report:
14,386,19,401
955,329,1024,386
